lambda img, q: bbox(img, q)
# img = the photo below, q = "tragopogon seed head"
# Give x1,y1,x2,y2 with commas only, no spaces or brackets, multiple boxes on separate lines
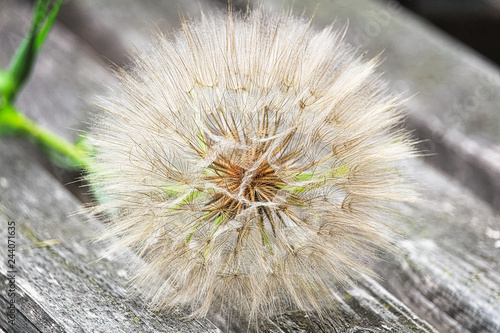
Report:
88,8,416,326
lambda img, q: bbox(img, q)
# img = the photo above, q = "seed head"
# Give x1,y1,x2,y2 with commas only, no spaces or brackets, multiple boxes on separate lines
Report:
88,8,416,326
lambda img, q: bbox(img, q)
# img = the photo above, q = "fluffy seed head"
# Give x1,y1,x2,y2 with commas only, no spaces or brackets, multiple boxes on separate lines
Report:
88,8,415,325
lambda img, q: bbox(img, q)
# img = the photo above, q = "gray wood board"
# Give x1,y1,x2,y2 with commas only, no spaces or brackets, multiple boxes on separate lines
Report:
1,0,499,332
382,162,500,333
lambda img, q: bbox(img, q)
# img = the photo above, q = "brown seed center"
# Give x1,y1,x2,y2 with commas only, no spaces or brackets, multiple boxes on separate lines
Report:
204,155,285,217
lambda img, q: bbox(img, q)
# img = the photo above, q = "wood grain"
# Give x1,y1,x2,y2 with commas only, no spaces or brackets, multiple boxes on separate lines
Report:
1,0,499,332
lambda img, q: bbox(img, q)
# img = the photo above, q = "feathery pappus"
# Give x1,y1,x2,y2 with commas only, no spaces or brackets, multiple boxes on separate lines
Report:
87,7,416,327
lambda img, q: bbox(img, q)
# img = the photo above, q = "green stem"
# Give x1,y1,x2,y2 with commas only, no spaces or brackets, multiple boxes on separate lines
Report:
0,105,89,169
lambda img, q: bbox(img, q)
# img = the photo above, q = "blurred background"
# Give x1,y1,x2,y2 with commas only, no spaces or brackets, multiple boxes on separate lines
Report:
396,0,500,65
11,0,500,69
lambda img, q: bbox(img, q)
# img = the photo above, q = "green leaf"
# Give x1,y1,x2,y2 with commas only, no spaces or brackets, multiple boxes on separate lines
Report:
331,164,350,178
0,0,89,171
277,184,306,194
169,189,204,212
203,212,227,258
0,71,15,103
35,0,63,51
0,104,31,137
293,172,313,182
5,0,63,103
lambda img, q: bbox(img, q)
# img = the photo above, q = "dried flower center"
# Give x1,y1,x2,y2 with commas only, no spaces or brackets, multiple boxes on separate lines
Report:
204,155,285,217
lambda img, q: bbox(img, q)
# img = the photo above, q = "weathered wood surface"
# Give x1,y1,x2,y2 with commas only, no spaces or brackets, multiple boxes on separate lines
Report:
1,0,499,332
382,164,500,333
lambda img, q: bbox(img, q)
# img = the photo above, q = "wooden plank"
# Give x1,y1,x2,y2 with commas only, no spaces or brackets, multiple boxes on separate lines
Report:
2,0,498,332
379,162,500,333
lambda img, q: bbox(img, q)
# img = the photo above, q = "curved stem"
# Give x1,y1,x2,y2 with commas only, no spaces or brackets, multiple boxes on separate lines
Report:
0,105,89,170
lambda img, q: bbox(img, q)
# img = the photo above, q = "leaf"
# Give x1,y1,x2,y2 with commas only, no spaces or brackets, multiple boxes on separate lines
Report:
5,0,63,103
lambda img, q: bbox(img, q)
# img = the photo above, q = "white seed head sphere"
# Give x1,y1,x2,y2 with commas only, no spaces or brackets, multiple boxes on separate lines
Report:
89,9,415,324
